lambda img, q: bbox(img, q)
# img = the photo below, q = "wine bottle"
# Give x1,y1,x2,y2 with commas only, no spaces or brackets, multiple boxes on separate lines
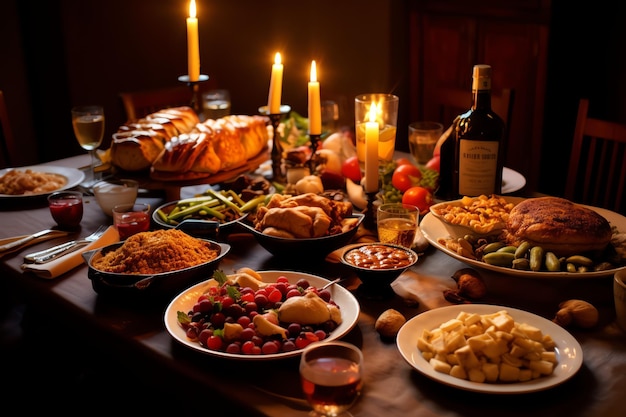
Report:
453,64,505,197
434,117,458,200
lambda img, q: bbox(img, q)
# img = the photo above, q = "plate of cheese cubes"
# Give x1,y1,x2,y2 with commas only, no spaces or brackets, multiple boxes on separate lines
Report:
397,304,583,393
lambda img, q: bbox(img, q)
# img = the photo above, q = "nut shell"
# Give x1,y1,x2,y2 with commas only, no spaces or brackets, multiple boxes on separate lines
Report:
375,309,406,338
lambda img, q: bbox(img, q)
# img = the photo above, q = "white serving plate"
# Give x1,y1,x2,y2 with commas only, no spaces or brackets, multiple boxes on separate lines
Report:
502,167,526,194
164,270,360,360
0,165,85,198
421,202,626,279
396,304,583,394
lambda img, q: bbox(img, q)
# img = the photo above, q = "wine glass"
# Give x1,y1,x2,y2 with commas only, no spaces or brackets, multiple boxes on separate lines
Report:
71,105,105,187
299,341,364,417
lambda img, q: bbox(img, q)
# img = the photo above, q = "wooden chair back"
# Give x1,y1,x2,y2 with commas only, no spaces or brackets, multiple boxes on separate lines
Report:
0,90,18,168
565,98,626,214
423,87,514,139
119,85,200,121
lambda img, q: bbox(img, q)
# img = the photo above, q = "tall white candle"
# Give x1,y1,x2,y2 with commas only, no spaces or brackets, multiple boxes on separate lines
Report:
186,0,200,82
268,53,283,114
308,60,321,135
364,102,379,193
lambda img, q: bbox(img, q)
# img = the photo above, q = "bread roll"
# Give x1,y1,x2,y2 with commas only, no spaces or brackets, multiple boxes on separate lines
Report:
110,130,164,171
502,197,612,256
220,115,269,159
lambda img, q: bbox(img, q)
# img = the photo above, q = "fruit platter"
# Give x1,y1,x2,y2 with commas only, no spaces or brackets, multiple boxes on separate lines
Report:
164,269,360,360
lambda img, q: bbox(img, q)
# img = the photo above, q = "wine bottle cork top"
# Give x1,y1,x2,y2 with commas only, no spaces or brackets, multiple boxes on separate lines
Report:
473,64,492,78
472,65,492,90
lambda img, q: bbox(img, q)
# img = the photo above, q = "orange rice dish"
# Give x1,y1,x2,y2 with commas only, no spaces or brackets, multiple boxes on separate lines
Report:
92,229,219,274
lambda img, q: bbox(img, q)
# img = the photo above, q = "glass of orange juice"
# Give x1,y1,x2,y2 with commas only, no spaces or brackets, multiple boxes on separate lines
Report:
354,93,399,169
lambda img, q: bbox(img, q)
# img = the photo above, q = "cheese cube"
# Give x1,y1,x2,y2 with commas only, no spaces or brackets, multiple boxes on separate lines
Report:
440,318,463,332
468,368,486,383
541,351,557,363
517,322,543,341
450,365,468,380
454,345,480,369
529,359,554,375
429,358,452,374
499,363,520,381
489,312,515,333
482,362,499,382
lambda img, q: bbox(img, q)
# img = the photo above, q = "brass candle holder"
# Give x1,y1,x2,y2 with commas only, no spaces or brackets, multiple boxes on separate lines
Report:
362,188,379,231
259,104,291,183
178,74,209,119
308,133,321,174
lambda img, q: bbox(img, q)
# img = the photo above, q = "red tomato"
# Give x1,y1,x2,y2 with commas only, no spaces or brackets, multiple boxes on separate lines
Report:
395,157,413,167
341,155,361,182
391,163,422,192
402,186,433,213
425,155,440,172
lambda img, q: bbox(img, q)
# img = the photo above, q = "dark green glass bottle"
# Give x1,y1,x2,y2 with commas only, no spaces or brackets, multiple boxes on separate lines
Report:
453,64,505,197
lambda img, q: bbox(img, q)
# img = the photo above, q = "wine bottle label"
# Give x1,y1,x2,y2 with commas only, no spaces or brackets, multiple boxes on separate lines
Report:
458,139,499,196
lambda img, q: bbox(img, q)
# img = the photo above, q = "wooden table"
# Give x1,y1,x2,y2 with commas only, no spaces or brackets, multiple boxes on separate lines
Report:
1,155,625,416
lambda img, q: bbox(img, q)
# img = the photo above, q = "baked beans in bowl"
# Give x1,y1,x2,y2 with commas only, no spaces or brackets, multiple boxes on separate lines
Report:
340,243,418,297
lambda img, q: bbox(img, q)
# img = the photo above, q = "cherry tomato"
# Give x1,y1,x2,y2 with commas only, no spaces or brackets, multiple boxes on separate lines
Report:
425,155,440,172
341,155,361,182
395,157,413,166
402,186,433,213
391,163,422,192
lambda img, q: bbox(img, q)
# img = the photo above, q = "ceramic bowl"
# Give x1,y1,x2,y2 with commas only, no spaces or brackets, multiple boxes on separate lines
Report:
152,199,248,240
82,238,230,301
340,242,418,296
237,213,365,259
93,179,138,216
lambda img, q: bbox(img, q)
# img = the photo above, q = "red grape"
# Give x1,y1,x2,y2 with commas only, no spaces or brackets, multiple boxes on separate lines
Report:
206,335,223,351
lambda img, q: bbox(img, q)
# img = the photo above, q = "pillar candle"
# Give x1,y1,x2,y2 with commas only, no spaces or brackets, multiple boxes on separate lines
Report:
364,102,379,193
186,0,200,82
268,53,283,114
308,60,321,135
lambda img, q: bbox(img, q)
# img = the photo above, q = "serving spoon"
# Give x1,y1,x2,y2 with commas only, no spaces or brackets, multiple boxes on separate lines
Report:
174,219,220,239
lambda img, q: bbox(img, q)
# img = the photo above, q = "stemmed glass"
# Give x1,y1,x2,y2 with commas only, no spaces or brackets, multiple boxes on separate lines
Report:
71,105,105,187
299,341,364,417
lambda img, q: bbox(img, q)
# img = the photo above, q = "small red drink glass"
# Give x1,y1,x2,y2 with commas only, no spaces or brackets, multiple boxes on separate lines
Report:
113,203,150,240
48,191,83,229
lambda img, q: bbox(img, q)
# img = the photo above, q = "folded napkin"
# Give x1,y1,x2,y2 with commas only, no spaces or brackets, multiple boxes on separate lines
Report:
21,226,119,279
0,230,70,259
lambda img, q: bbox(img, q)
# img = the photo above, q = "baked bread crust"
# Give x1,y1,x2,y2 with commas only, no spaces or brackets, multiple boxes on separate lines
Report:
111,106,269,179
110,130,165,171
502,197,612,256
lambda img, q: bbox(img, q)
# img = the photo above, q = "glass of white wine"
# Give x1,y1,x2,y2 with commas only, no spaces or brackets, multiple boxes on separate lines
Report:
300,341,364,417
71,105,105,187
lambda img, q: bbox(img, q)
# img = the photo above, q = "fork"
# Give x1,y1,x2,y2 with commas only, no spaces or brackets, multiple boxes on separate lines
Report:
24,225,108,264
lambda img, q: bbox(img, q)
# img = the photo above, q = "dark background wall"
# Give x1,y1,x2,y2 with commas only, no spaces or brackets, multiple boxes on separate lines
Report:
1,0,625,197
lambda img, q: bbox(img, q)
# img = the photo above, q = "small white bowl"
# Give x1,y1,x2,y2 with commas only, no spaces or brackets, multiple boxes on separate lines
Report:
93,179,138,216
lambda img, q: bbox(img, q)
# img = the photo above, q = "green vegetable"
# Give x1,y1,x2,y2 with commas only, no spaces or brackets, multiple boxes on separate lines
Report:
530,246,545,271
240,195,267,213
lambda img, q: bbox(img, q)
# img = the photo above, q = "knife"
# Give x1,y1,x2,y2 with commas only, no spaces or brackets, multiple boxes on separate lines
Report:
0,229,58,253
24,240,84,263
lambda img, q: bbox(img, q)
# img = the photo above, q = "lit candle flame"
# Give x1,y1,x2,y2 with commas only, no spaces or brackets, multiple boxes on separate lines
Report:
310,60,317,82
189,0,196,18
368,101,378,124
275,52,281,66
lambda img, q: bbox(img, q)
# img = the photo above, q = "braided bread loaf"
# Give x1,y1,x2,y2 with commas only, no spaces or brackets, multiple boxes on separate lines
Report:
109,107,269,180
